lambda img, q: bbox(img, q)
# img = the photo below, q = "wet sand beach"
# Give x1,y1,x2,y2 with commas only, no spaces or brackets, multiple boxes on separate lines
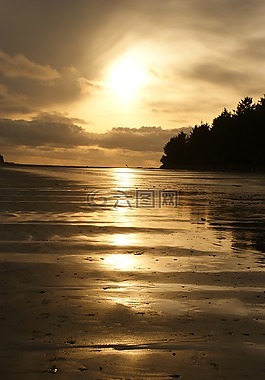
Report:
0,166,265,379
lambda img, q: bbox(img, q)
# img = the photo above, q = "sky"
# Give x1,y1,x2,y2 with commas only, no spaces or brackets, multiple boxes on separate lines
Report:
0,0,265,167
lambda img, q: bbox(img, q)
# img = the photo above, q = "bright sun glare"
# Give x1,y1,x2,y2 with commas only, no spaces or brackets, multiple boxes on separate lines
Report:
106,54,148,101
105,254,135,271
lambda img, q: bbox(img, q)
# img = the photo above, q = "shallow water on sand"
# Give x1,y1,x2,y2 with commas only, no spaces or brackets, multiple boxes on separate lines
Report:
0,166,265,379
1,166,265,259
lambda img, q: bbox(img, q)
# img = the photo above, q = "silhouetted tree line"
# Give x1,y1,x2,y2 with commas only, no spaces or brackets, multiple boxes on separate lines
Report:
160,96,265,170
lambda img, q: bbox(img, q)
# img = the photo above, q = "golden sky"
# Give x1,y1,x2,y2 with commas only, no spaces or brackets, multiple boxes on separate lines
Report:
1,0,265,166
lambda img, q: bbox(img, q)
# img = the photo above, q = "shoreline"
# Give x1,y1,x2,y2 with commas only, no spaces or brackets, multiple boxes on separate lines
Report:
2,162,265,173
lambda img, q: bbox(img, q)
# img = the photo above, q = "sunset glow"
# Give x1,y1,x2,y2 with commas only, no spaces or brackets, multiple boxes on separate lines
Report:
1,1,265,167
106,54,149,101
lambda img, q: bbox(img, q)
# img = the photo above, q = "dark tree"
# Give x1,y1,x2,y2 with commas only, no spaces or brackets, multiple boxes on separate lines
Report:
160,132,187,168
211,108,234,166
187,123,211,166
160,95,265,170
234,96,255,116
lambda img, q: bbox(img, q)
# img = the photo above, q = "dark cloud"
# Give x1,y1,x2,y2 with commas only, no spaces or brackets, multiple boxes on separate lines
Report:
188,0,265,30
0,113,187,153
0,65,86,114
100,126,191,152
149,98,229,128
0,1,134,114
186,62,249,89
0,113,93,147
0,50,59,80
237,36,265,62
0,0,139,72
0,84,32,115
0,49,68,115
0,113,184,166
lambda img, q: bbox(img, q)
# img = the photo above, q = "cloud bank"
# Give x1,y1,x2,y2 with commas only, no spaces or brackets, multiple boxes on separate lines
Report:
0,113,189,151
0,113,191,166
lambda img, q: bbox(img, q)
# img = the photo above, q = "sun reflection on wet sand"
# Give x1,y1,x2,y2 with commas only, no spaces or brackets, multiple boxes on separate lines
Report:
110,233,136,246
104,253,136,270
112,167,135,189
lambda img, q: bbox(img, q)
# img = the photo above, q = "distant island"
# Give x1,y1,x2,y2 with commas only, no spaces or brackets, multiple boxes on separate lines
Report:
0,155,15,166
160,96,265,171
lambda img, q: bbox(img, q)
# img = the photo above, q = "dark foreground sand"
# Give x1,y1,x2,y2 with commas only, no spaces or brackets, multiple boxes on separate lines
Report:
0,166,265,379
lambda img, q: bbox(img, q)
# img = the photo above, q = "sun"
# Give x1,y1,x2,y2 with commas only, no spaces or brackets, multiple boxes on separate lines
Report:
106,54,148,101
